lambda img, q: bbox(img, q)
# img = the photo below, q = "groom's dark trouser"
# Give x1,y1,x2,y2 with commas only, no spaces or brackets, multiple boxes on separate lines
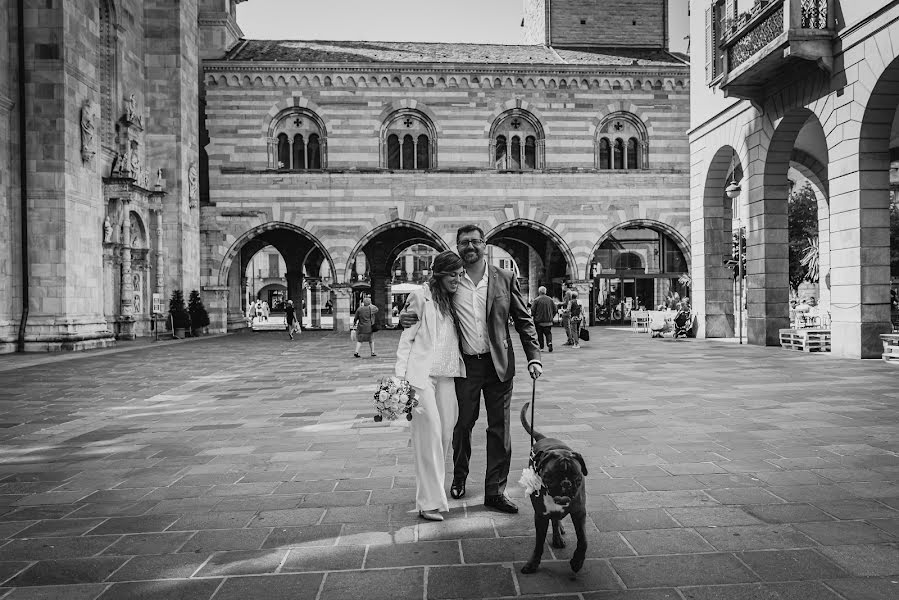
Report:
453,354,514,497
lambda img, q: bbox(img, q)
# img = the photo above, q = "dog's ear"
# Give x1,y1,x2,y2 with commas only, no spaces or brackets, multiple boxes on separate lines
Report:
572,452,588,476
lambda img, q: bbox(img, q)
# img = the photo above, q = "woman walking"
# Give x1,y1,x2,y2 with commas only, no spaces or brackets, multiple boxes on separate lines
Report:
353,296,379,357
568,290,584,348
395,251,466,521
285,300,298,340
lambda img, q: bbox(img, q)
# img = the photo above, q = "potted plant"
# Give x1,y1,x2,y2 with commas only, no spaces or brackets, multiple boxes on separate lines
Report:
188,289,210,336
169,289,190,338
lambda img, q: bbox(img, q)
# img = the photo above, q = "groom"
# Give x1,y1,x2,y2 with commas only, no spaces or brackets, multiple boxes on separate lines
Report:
401,224,542,513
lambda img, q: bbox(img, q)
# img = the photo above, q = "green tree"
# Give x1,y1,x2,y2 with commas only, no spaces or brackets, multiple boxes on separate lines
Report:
168,289,190,329
788,183,819,290
188,290,210,329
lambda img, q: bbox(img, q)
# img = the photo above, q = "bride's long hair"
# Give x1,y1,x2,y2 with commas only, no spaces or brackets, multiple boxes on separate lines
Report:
428,250,464,318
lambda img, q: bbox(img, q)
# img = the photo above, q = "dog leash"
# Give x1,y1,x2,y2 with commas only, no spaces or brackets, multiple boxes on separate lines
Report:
529,376,536,449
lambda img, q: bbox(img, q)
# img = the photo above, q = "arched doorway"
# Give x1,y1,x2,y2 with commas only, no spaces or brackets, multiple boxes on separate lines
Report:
754,110,829,345
485,220,576,305
696,145,743,339
346,221,449,328
220,223,335,331
590,221,690,325
855,55,899,356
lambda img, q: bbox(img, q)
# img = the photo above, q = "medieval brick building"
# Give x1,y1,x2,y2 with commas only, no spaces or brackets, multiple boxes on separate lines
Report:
1,0,690,351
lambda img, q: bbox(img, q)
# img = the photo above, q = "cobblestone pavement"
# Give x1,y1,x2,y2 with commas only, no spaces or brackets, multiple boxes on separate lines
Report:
0,328,896,600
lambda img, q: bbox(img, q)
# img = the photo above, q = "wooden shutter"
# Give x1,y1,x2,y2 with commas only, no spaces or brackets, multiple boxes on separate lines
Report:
705,5,715,83
724,0,737,35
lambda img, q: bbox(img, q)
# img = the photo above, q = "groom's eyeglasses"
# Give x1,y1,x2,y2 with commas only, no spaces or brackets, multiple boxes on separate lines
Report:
457,239,485,248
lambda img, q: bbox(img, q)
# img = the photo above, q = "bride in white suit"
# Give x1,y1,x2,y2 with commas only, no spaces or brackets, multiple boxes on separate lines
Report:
395,250,466,521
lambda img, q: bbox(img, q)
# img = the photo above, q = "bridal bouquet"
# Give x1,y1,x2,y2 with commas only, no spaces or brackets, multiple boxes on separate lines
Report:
372,376,419,422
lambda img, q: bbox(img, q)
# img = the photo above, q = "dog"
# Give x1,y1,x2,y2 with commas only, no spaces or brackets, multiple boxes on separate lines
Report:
519,402,588,574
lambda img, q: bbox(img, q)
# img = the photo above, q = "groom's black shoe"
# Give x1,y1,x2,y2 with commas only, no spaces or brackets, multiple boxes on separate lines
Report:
450,480,466,500
484,494,518,513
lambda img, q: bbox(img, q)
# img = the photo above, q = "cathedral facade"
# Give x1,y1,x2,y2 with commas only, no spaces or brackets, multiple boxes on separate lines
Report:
1,0,690,352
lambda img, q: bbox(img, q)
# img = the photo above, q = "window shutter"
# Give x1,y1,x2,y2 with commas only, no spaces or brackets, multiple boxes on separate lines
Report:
705,5,715,83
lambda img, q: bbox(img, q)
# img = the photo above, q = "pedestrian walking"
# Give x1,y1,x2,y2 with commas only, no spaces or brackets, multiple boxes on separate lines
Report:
559,283,575,345
568,291,584,348
530,286,556,353
395,251,466,521
285,300,299,340
353,296,379,357
400,224,543,514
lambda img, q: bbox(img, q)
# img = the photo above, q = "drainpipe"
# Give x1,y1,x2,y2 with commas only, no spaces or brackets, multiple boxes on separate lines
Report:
16,0,29,352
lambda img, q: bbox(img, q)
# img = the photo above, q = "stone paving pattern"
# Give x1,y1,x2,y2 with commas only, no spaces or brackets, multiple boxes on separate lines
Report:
0,328,896,599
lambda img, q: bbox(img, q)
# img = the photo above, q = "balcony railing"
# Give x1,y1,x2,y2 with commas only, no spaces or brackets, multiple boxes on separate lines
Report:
717,0,834,101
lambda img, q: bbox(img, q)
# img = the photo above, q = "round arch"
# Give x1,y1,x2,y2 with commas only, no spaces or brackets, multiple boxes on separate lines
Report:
586,218,691,280
485,219,577,279
379,108,438,169
344,220,449,282
219,221,336,287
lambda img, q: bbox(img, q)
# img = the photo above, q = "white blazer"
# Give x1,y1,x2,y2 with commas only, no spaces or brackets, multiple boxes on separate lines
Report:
395,284,466,388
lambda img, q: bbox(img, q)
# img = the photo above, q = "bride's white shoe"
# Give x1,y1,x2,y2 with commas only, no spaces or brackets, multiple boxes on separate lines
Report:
419,509,444,521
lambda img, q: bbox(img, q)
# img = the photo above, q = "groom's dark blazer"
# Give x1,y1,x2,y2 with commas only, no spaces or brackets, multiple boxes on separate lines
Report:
484,266,541,381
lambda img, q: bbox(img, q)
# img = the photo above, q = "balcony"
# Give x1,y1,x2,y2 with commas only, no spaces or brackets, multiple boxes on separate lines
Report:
718,0,834,102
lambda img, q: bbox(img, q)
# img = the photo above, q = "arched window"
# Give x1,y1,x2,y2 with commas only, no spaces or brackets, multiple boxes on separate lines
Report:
268,108,327,170
402,135,415,170
596,112,648,170
627,137,639,169
599,138,611,169
495,135,507,169
416,134,430,169
490,109,544,171
381,109,436,170
307,134,321,169
387,134,400,169
98,0,118,149
277,133,290,169
525,136,536,170
510,137,521,170
613,139,624,169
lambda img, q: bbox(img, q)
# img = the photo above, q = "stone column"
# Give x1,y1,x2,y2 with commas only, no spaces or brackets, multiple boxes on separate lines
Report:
118,201,135,340
152,209,164,297
285,270,304,307
331,284,353,332
308,277,322,329
370,275,389,330
203,285,229,334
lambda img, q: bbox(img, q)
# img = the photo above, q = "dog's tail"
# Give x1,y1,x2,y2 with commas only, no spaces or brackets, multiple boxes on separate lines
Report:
520,402,545,443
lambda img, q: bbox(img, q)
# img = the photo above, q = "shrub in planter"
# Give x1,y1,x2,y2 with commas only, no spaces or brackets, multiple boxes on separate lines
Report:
188,290,210,335
169,289,190,336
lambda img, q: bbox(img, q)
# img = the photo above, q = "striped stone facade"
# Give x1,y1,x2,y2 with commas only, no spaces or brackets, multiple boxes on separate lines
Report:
201,44,691,332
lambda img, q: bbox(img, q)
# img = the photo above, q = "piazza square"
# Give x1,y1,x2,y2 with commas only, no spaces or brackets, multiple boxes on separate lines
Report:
0,0,897,597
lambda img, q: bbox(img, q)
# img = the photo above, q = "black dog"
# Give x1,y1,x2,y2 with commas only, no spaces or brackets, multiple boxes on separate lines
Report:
519,402,588,574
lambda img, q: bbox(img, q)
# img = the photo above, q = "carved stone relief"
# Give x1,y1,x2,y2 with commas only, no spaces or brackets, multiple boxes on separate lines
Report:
80,99,96,163
188,162,199,208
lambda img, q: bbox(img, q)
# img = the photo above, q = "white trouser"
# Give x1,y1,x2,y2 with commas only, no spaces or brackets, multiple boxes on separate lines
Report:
410,376,458,512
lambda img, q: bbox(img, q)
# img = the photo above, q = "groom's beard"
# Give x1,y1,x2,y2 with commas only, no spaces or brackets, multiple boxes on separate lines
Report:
462,248,482,264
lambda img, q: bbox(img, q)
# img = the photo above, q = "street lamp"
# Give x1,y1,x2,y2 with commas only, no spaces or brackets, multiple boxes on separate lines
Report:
726,178,743,345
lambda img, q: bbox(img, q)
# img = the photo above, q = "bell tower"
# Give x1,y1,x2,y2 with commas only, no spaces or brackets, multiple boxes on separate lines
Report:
199,0,247,60
523,0,669,49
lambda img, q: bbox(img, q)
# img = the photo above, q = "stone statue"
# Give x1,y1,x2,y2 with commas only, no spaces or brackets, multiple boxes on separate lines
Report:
103,216,112,243
187,162,199,206
80,100,96,163
125,93,141,126
155,168,164,190
112,151,128,176
130,144,141,176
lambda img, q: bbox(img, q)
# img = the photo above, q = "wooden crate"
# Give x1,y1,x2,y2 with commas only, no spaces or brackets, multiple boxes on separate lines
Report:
779,328,831,352
882,334,899,365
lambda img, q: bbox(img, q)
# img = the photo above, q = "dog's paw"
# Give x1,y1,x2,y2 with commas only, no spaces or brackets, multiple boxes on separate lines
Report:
521,562,539,574
570,555,585,573
551,536,566,549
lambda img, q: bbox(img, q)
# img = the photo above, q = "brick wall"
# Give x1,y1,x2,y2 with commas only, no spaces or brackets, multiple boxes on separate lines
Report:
538,0,668,48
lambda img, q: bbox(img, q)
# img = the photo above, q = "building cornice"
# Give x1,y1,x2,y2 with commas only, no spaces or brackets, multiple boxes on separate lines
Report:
202,60,689,78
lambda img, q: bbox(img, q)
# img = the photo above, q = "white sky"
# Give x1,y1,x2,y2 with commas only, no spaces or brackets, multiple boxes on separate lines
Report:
237,0,691,54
